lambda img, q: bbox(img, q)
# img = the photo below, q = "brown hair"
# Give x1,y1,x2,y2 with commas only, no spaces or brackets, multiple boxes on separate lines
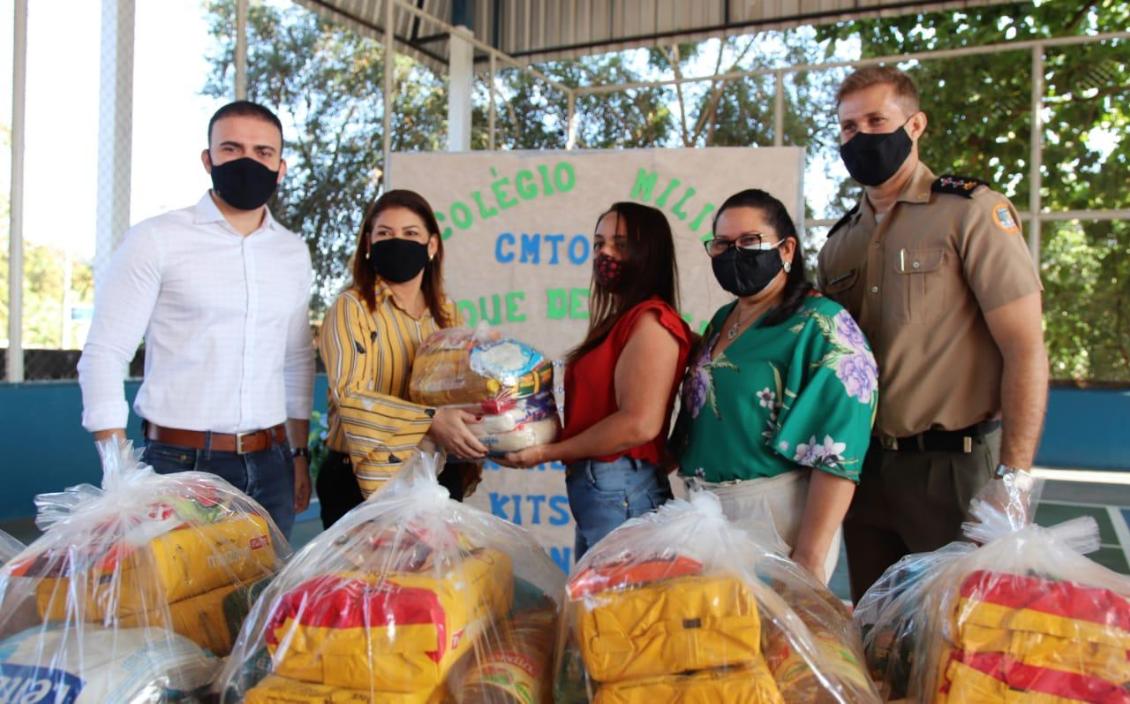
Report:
349,189,454,327
836,65,920,113
567,202,680,366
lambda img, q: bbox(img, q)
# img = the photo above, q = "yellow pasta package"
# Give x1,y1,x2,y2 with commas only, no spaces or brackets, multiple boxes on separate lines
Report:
0,439,291,701
220,453,564,704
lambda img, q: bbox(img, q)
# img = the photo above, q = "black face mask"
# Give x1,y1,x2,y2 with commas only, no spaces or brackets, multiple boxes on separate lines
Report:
711,245,784,298
370,238,430,283
839,122,914,187
209,156,280,210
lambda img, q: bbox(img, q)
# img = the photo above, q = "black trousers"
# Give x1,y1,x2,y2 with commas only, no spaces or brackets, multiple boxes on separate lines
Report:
315,450,474,529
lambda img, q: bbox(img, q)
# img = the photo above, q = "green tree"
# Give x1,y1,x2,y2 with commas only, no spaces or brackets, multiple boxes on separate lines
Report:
817,0,1130,381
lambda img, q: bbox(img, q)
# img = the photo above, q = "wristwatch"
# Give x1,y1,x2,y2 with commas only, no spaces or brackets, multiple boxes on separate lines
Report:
291,447,311,460
995,463,1022,478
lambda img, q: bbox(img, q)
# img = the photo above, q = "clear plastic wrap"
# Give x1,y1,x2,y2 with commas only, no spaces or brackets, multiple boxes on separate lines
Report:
555,491,881,704
409,327,560,455
219,452,565,703
858,472,1130,702
0,439,290,702
0,530,24,567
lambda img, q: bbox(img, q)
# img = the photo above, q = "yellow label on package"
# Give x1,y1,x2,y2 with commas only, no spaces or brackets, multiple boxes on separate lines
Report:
576,573,762,683
37,514,275,620
594,660,783,704
244,674,447,704
117,582,240,655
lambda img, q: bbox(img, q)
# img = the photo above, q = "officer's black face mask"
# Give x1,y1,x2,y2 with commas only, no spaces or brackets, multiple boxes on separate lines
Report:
370,237,430,283
839,119,915,187
209,156,279,210
711,243,784,298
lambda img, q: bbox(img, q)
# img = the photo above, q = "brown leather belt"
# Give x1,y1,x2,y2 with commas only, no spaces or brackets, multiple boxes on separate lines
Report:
146,422,287,455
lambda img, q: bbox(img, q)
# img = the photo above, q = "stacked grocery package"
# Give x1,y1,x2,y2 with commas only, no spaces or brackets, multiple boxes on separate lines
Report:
409,327,560,455
857,472,1130,702
557,491,881,703
0,439,289,702
219,452,564,703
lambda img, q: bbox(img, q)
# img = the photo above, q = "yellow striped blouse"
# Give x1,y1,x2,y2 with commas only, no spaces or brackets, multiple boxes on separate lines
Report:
319,285,458,497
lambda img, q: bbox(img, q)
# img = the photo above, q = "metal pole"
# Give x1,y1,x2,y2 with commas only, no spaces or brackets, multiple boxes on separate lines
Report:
94,0,135,292
565,91,577,150
773,69,784,147
488,52,496,150
447,26,474,152
235,0,248,99
383,0,394,188
1029,44,1043,261
7,0,27,382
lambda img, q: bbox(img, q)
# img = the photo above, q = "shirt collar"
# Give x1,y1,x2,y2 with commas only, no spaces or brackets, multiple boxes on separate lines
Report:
375,282,432,321
857,161,936,222
193,191,280,234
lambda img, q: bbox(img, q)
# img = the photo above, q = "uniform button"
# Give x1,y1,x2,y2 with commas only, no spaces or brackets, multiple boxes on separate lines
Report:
870,286,880,294
912,261,921,269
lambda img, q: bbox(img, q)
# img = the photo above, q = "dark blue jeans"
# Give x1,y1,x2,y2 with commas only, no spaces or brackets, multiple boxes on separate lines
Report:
142,440,296,538
566,456,672,559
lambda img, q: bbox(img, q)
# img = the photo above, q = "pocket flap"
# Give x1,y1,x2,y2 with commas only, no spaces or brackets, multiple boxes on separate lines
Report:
897,248,944,274
823,268,858,292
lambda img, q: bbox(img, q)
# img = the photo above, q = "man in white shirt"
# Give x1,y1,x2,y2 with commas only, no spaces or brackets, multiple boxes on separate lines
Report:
78,101,314,537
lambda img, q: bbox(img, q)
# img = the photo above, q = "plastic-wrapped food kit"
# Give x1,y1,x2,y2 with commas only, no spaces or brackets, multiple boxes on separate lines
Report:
556,491,881,704
409,327,560,456
0,439,289,702
219,452,564,703
856,472,1130,702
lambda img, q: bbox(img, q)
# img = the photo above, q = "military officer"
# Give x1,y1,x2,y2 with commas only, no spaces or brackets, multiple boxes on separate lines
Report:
817,66,1049,601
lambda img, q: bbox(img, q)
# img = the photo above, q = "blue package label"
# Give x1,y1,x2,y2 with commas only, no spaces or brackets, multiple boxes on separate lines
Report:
0,663,84,704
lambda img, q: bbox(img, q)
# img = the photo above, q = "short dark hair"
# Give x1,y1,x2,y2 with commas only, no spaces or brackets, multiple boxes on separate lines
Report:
713,189,811,327
207,100,284,145
836,65,920,114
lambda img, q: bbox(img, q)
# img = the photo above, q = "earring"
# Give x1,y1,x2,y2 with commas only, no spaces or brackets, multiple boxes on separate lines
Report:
364,249,370,260
783,261,792,273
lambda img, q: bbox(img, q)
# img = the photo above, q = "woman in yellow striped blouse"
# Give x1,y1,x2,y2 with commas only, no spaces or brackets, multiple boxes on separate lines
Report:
317,189,487,527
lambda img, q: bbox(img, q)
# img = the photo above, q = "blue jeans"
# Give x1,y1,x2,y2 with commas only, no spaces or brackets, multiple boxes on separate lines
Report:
142,440,296,538
566,457,672,559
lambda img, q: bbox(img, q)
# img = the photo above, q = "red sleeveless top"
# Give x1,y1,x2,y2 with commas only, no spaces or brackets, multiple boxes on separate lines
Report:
562,298,692,464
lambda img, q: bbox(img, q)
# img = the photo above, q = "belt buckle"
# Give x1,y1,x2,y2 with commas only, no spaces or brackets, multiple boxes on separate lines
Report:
235,431,254,455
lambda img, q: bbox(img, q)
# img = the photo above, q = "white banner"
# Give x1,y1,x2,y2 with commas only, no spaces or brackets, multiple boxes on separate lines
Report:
391,147,805,570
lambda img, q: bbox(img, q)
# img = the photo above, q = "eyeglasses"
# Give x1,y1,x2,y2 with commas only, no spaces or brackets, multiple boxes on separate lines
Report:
703,234,781,256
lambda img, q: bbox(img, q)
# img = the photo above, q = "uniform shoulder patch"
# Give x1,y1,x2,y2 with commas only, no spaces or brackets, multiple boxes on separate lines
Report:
827,203,860,238
932,174,989,198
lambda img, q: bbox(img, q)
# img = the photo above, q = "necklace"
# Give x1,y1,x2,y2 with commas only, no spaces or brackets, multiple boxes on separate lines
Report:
726,307,748,340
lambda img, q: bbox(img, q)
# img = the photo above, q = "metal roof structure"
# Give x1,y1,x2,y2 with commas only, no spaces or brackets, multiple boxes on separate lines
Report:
298,0,1009,70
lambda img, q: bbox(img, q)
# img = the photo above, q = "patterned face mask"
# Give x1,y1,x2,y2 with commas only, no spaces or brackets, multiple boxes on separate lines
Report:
594,253,624,289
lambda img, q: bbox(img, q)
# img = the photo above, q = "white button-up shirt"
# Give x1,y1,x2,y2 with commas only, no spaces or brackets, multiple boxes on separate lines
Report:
78,193,315,433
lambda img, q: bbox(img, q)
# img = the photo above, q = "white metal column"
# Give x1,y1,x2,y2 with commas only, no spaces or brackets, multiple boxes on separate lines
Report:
448,25,474,152
382,0,394,187
94,0,135,291
7,0,28,382
235,0,248,99
1028,44,1044,261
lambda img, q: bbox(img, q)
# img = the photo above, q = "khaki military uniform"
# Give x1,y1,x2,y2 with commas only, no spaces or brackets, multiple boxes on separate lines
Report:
817,162,1041,601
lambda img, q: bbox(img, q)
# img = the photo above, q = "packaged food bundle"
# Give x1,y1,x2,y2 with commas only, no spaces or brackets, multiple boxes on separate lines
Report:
219,452,565,704
409,327,560,455
558,491,881,704
0,439,289,702
858,472,1130,703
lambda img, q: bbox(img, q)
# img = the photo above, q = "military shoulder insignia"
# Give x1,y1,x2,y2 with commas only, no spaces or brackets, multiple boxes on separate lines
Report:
827,203,860,238
992,202,1021,234
932,174,988,198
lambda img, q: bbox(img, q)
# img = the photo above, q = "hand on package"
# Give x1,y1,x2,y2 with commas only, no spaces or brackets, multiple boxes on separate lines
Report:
790,549,827,585
970,469,1037,538
293,455,311,513
496,445,549,469
428,407,488,460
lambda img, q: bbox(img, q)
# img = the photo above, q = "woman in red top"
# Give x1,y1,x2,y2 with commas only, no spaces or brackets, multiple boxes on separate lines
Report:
502,202,692,557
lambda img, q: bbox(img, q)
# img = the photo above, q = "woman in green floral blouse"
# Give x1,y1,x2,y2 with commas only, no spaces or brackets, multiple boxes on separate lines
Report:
673,189,877,583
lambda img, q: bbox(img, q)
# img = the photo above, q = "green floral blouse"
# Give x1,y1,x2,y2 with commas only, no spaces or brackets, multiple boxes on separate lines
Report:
675,294,877,483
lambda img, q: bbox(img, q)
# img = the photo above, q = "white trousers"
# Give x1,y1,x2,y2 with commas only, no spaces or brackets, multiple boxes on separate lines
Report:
685,470,841,584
